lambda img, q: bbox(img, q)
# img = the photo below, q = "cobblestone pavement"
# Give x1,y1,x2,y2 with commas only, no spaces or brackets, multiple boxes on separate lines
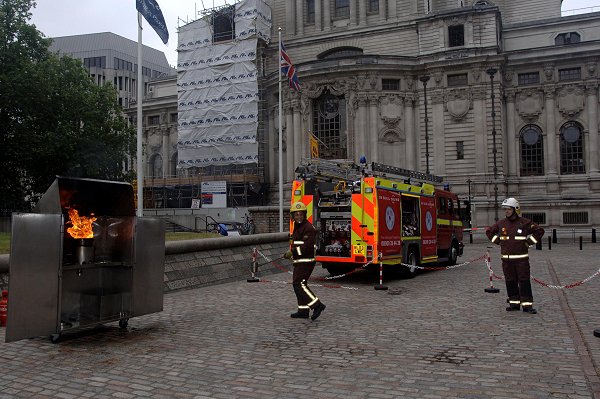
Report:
1,242,600,399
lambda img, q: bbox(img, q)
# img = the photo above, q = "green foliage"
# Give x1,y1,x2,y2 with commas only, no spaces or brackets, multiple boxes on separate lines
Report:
0,0,135,214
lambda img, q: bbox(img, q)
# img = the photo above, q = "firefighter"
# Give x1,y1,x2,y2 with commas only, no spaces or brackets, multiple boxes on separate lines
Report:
486,198,545,314
283,201,327,320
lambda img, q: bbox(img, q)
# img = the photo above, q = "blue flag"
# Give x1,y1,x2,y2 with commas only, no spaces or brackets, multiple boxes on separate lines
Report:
136,0,169,44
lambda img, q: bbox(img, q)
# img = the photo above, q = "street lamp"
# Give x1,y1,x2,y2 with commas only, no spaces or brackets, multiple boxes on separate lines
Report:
486,67,499,221
420,75,431,175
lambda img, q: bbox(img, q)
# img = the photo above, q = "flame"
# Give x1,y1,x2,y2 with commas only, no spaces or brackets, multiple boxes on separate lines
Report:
66,209,97,239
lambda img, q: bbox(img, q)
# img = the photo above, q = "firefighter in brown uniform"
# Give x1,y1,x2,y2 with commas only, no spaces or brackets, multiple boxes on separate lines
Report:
486,198,545,314
284,201,326,320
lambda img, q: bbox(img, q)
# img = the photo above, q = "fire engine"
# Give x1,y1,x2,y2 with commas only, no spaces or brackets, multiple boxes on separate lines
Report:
290,159,465,277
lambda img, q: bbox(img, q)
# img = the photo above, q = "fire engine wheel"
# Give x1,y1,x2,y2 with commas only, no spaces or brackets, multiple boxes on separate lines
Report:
119,318,129,329
402,250,418,279
448,243,459,266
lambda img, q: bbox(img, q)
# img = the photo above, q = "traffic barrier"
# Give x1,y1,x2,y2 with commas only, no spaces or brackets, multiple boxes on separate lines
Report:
374,253,388,291
483,249,500,293
247,247,260,283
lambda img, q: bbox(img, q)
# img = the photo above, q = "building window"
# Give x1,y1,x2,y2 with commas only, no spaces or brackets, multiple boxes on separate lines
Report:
148,115,160,125
382,79,400,91
335,0,350,17
447,73,468,87
83,56,106,68
114,58,133,71
307,0,315,23
522,212,546,225
555,32,581,45
170,113,178,123
560,122,585,174
518,72,540,86
456,141,464,160
520,125,544,176
448,25,464,47
563,211,588,225
213,5,235,43
559,67,581,81
312,91,347,159
368,0,379,13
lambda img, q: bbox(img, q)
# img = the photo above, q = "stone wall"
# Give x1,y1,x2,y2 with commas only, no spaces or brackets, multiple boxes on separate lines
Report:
248,206,286,234
0,233,291,293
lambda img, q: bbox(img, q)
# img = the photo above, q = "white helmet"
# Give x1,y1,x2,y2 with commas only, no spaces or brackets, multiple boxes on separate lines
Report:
501,197,521,215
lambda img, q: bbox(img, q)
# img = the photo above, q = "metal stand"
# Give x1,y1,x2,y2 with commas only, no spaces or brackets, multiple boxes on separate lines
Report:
247,248,260,282
484,250,500,293
374,254,388,290
594,329,600,338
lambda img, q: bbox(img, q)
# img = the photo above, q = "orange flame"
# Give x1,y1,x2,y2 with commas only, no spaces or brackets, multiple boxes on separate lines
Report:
66,209,97,239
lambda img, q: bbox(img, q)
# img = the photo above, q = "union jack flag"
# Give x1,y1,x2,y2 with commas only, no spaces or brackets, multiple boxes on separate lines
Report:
280,41,301,91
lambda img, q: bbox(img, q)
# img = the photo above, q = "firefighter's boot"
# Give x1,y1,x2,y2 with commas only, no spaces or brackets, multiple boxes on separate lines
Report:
311,302,326,321
290,309,309,319
522,306,537,314
506,300,520,311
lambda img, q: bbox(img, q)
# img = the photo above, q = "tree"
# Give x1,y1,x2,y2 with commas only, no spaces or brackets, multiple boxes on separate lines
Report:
0,0,135,214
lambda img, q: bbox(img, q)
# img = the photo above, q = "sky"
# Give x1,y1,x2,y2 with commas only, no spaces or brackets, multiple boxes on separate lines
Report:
29,0,600,67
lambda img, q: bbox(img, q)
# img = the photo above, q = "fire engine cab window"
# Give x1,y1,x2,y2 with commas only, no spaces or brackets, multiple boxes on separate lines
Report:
438,198,447,214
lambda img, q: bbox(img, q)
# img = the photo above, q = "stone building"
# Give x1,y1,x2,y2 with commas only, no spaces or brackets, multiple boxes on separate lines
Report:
262,0,600,228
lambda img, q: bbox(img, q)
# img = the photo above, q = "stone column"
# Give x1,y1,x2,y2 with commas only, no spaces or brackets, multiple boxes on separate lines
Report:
323,0,331,30
286,0,296,35
285,102,295,182
379,0,386,20
356,96,368,159
505,89,517,177
369,95,379,162
586,83,599,174
295,0,304,36
404,96,416,170
315,0,322,30
472,87,487,174
350,0,357,25
359,0,367,26
431,91,445,175
544,87,558,176
293,100,303,171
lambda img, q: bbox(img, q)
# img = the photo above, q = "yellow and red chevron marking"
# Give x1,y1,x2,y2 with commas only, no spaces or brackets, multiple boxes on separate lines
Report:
351,179,375,248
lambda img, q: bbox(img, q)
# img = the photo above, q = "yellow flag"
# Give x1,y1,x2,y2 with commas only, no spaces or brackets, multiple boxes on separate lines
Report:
310,133,319,158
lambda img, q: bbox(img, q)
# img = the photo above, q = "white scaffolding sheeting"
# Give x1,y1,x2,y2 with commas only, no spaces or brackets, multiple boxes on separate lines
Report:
177,0,271,169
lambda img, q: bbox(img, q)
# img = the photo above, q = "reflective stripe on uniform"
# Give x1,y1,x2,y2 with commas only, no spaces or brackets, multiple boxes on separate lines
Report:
298,305,310,310
293,258,315,263
514,236,527,240
528,235,538,244
521,301,533,306
500,236,509,240
491,235,499,243
501,254,529,259
296,247,302,255
509,300,521,305
301,280,319,306
293,241,304,244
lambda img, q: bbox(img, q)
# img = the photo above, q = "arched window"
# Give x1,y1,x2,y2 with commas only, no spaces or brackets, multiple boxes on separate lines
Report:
317,46,363,60
149,154,163,178
560,122,585,174
520,125,544,176
170,153,178,177
312,91,347,159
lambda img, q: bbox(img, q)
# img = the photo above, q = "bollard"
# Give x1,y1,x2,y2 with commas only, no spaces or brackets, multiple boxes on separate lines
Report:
594,329,600,338
469,232,473,244
247,247,260,283
592,228,597,244
548,236,552,251
552,228,557,244
374,254,388,291
484,250,500,293
579,236,583,251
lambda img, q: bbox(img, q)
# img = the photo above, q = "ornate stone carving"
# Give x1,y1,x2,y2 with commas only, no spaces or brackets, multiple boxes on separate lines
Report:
433,72,443,87
557,85,585,118
471,68,482,83
471,86,486,101
379,95,404,128
516,90,543,122
430,90,445,105
379,130,404,144
586,62,597,79
544,66,554,82
503,69,514,85
444,89,472,121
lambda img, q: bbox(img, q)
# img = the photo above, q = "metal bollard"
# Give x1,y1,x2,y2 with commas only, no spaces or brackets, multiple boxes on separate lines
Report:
592,228,597,244
580,236,583,251
552,228,557,244
548,236,552,251
469,232,473,244
374,253,388,291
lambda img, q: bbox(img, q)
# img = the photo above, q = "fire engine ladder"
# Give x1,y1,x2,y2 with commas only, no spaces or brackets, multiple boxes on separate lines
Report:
369,162,444,184
296,158,364,184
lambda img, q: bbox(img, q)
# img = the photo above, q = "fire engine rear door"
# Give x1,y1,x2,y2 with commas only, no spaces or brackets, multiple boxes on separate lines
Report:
419,196,437,260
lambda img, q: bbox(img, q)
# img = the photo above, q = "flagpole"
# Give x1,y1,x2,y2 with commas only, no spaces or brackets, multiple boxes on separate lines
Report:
136,13,144,217
278,27,283,233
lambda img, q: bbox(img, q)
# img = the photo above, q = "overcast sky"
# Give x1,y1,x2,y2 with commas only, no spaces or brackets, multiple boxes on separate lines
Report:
29,0,600,67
